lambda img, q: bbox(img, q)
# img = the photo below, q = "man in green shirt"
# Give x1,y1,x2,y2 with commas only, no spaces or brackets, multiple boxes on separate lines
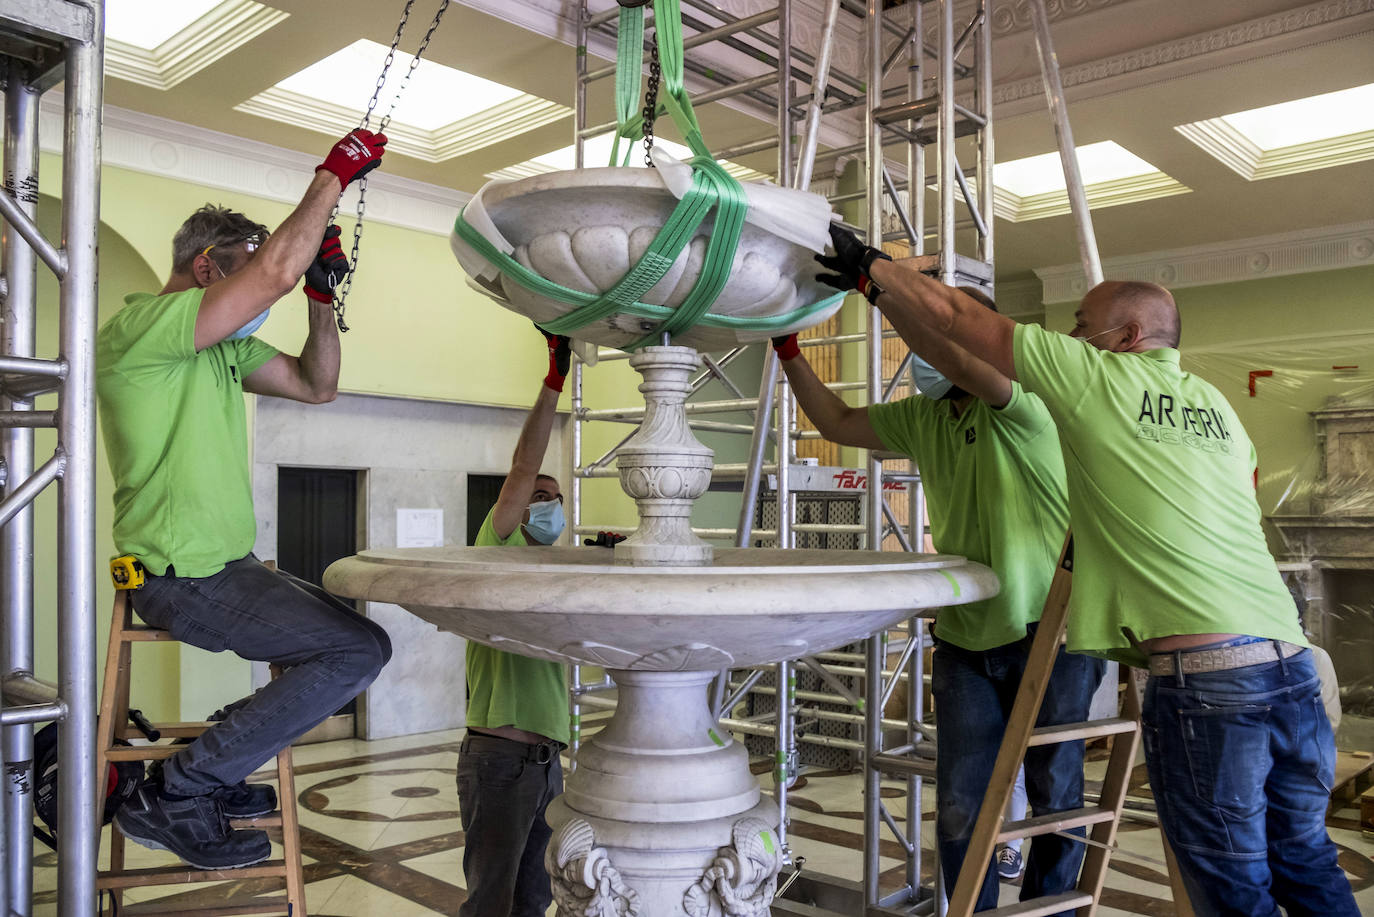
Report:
98,130,393,871
457,328,571,917
771,286,1103,912
817,224,1358,916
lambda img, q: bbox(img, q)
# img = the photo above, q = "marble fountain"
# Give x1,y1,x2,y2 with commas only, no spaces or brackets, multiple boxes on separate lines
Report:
324,164,998,916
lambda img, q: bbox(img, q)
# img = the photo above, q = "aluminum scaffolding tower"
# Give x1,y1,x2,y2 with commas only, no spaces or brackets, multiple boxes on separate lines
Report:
0,2,103,915
565,1,1107,914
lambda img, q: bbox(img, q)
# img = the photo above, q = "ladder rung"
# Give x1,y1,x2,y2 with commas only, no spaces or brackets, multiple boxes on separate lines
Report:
997,806,1116,843
231,813,282,829
117,721,212,740
979,892,1095,917
115,898,291,917
96,860,289,889
871,752,935,779
104,745,181,761
123,626,173,642
1027,717,1138,746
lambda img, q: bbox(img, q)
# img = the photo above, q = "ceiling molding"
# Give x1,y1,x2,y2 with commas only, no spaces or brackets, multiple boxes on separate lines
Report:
106,0,289,90
987,0,1133,36
38,100,469,237
994,0,1374,114
1175,119,1374,181
996,172,1192,223
1034,220,1374,303
235,88,571,163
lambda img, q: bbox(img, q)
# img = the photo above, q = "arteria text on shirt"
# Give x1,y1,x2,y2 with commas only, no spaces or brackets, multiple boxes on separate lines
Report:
1133,390,1233,454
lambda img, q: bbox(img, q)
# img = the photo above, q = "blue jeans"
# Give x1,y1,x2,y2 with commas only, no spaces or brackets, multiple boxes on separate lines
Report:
933,631,1106,913
130,555,392,796
456,733,564,917
1142,647,1359,917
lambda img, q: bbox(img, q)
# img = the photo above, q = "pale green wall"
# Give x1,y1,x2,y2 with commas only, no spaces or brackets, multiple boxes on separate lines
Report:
1043,265,1374,518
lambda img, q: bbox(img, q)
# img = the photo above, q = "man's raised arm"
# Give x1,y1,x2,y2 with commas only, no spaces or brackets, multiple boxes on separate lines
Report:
770,335,885,450
491,329,569,540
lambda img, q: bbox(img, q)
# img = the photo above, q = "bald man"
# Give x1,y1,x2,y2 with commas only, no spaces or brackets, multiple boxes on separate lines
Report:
812,225,1358,917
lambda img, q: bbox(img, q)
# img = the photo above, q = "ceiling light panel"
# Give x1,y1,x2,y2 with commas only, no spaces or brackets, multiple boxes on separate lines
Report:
106,0,222,49
1176,83,1374,181
950,141,1190,222
238,39,570,163
487,133,772,184
105,0,288,90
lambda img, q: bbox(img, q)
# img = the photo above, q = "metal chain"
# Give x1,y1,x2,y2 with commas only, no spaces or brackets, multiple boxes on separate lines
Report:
642,41,661,168
330,0,451,332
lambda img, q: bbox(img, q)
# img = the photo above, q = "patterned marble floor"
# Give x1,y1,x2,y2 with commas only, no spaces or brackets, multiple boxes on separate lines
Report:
30,727,1374,916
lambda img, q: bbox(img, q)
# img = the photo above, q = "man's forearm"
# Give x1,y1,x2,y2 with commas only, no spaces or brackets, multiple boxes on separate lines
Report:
259,172,342,287
869,260,1019,380
510,384,559,475
298,300,341,401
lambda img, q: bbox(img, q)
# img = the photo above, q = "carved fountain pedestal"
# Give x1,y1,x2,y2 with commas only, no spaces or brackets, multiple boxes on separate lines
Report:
324,346,998,916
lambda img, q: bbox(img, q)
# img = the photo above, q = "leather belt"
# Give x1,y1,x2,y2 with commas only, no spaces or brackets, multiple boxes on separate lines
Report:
462,731,562,765
1148,639,1304,677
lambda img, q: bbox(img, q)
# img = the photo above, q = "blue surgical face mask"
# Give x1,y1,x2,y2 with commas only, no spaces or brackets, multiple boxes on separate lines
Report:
524,499,565,545
226,309,270,340
911,354,954,400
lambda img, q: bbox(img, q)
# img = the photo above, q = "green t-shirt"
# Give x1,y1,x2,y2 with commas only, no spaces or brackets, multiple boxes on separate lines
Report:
868,383,1069,651
465,509,570,743
96,289,279,577
1012,323,1305,666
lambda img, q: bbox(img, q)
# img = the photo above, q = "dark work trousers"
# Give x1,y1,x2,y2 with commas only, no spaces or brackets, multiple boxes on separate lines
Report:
130,555,392,796
933,628,1106,914
456,732,564,917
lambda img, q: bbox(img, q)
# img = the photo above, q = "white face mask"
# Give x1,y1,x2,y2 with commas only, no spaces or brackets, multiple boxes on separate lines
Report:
1078,324,1125,347
910,354,953,400
524,499,565,545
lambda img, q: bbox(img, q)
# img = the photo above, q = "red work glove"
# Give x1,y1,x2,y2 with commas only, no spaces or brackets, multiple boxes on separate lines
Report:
317,129,388,190
537,324,572,392
771,333,801,361
303,226,348,303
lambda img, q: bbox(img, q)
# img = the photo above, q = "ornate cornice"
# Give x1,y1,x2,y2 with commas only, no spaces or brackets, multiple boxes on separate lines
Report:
105,0,288,90
37,100,469,237
994,0,1374,110
1034,221,1374,303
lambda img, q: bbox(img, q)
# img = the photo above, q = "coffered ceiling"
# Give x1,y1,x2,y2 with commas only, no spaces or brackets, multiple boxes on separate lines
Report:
98,0,1374,280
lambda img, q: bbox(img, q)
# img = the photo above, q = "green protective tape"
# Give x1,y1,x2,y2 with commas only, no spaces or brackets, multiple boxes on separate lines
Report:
938,569,962,598
855,698,865,711
708,728,725,747
570,714,581,725
760,830,775,855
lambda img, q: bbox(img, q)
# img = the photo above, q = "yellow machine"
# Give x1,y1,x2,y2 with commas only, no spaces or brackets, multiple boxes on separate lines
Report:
109,555,145,590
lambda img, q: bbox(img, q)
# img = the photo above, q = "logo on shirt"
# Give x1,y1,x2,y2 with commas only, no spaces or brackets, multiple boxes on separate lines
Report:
1135,390,1232,454
964,428,976,445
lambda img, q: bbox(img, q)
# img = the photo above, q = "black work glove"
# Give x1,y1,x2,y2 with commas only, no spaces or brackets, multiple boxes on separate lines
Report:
304,225,348,303
815,222,890,297
583,531,627,548
537,323,572,392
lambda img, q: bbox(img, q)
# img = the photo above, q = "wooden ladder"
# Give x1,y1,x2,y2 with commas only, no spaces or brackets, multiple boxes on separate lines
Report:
945,535,1183,917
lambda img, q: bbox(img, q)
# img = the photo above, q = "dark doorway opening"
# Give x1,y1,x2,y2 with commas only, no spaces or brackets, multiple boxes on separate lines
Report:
467,473,507,545
277,467,362,726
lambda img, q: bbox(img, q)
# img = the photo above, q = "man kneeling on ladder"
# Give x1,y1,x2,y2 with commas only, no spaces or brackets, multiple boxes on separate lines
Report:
773,279,1105,911
823,226,1360,916
95,129,394,870
456,327,571,917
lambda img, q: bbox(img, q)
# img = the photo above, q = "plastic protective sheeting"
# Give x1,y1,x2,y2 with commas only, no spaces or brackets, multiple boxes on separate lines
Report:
1186,332,1374,734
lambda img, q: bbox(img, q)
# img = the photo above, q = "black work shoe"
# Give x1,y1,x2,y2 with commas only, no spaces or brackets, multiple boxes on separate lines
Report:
114,783,271,870
210,781,277,819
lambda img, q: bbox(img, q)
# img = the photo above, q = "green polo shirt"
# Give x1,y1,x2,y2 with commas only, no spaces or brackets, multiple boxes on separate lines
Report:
1012,323,1305,666
96,289,279,577
465,510,570,743
869,383,1068,651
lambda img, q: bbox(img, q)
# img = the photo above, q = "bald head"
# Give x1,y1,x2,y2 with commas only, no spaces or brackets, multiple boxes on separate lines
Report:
1073,280,1180,352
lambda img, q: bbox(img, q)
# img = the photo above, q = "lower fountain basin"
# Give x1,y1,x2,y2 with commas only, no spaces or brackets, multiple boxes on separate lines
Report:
323,546,998,670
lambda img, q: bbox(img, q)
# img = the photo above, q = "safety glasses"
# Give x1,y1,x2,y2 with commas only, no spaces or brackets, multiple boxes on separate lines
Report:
200,228,270,259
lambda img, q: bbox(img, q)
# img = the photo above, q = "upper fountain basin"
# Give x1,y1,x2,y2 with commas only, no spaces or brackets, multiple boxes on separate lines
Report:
323,546,999,670
450,165,844,352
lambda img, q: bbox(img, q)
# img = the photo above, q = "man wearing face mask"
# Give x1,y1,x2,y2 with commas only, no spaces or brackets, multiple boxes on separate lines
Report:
815,225,1358,916
773,280,1104,913
95,129,394,871
457,326,571,917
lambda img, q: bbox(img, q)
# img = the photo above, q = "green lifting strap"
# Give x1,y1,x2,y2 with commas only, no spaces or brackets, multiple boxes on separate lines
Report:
453,0,838,347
